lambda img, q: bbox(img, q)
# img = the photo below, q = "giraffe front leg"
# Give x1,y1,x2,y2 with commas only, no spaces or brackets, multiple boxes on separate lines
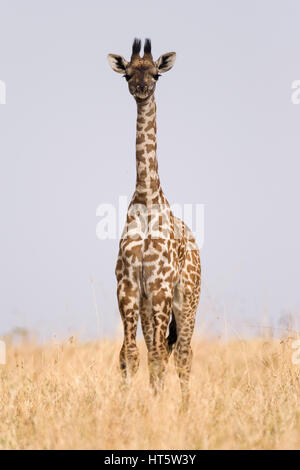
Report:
140,297,154,352
117,279,140,383
147,288,173,394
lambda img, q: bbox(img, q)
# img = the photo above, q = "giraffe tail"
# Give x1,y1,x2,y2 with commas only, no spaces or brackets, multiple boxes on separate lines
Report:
167,312,177,355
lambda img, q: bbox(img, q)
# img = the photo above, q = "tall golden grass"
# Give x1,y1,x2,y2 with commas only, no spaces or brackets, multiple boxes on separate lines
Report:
0,337,300,450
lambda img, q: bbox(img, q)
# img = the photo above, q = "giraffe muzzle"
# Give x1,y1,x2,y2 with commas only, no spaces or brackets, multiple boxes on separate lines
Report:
136,84,148,93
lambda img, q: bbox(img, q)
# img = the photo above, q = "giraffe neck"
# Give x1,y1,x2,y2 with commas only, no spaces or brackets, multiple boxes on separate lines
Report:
135,95,164,204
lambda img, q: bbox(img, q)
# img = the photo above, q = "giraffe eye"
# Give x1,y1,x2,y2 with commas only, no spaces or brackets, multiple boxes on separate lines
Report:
153,74,161,81
123,74,132,81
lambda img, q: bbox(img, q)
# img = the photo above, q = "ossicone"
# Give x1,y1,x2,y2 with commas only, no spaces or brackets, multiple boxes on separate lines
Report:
131,38,142,58
143,38,152,57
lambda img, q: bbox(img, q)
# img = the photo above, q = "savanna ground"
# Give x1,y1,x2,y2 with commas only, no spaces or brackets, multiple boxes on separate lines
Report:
0,336,300,450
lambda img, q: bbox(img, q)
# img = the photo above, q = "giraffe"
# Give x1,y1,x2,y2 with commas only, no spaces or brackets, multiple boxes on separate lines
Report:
108,38,201,405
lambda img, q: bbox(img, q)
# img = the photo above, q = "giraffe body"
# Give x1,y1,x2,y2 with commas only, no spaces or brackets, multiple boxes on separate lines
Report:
108,39,201,403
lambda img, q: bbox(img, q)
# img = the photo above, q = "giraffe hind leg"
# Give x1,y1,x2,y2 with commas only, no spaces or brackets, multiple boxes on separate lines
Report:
166,311,177,356
173,286,198,408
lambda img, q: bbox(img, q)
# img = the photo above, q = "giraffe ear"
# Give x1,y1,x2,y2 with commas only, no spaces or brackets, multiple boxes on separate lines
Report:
156,52,176,73
107,54,128,74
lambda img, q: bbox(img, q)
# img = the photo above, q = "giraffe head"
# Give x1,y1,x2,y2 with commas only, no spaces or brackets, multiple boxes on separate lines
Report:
108,38,176,102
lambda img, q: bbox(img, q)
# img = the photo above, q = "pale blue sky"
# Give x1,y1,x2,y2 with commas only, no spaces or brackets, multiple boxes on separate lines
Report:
1,0,300,340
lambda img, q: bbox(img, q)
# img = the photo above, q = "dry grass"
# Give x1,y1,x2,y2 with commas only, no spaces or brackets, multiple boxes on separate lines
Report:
0,337,300,450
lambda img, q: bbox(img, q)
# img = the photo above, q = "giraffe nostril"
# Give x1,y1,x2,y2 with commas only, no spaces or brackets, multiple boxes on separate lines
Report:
137,84,147,93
